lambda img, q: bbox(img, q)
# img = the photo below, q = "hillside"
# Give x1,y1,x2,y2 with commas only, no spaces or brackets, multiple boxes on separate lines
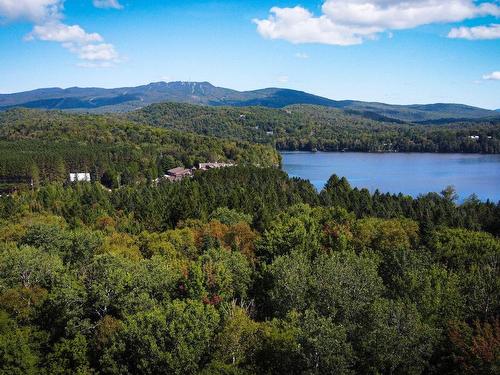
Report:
0,108,280,191
1,81,497,122
127,102,500,153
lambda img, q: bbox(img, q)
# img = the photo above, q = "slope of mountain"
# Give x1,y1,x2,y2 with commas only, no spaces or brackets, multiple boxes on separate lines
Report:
0,81,497,122
126,102,500,154
0,107,281,192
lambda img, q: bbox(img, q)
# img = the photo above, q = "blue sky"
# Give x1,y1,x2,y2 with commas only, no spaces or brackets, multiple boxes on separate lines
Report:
0,0,499,108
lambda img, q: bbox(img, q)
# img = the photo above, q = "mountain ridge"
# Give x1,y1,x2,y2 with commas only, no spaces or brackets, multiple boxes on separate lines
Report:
0,81,497,122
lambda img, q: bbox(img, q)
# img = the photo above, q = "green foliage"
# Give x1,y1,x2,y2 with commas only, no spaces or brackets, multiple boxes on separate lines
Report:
128,102,500,153
430,228,500,271
360,298,437,374
0,310,39,375
0,108,280,192
257,204,322,261
209,207,252,226
212,305,259,368
45,334,93,375
298,309,354,374
265,250,313,316
0,164,498,374
100,300,220,375
0,244,65,289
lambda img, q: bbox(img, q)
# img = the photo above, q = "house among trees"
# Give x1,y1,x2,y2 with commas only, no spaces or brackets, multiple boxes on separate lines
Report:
69,172,91,182
198,162,235,170
165,167,193,181
154,163,236,184
168,167,193,178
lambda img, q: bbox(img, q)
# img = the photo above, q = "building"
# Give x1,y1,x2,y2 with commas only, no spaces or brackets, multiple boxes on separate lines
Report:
153,167,193,184
69,172,91,182
198,162,235,170
167,167,193,178
154,163,235,185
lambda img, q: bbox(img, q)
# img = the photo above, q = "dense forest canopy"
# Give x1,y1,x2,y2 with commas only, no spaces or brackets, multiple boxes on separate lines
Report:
0,108,280,192
0,167,499,374
0,102,499,374
128,102,500,153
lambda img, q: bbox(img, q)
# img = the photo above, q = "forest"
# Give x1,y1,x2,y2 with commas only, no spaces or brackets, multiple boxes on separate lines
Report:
0,166,499,374
1,104,499,193
128,103,500,153
0,103,499,374
0,109,279,192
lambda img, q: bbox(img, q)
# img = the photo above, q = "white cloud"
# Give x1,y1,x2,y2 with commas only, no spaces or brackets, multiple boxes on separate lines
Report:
76,43,119,61
0,0,120,66
483,71,500,80
254,6,376,46
26,22,103,43
254,0,500,46
92,0,122,10
0,0,61,22
321,0,499,29
448,24,500,40
295,52,309,59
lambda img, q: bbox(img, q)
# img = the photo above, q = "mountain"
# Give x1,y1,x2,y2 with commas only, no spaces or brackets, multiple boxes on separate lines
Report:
0,81,497,122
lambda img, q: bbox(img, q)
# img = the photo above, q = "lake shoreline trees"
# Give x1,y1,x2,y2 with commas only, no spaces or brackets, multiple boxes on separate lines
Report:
128,103,500,154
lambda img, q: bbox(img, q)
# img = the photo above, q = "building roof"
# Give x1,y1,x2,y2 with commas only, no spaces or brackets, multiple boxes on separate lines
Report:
69,172,91,182
168,167,188,174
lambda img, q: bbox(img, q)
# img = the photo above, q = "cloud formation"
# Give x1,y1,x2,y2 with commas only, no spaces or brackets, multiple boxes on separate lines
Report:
483,71,500,80
0,0,121,66
92,0,122,10
0,0,61,22
254,0,500,46
27,22,103,43
448,24,500,40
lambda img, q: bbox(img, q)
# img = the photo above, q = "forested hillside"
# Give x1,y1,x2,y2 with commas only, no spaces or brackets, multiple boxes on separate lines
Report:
128,103,500,153
0,167,499,374
0,108,280,192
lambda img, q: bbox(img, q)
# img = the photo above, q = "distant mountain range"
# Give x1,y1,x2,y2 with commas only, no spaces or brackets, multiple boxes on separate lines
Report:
0,81,498,123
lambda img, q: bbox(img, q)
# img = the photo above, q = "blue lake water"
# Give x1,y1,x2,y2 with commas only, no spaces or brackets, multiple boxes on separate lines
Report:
281,152,500,202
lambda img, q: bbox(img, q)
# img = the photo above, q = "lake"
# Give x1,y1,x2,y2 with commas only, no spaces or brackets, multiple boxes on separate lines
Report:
281,152,500,202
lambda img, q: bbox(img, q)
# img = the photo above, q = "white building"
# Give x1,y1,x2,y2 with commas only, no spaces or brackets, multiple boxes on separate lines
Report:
69,173,91,182
198,162,235,170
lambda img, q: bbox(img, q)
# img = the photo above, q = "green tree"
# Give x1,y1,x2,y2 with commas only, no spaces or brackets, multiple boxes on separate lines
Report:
0,310,39,375
209,207,252,226
45,334,93,375
360,299,437,374
298,309,354,374
100,300,220,375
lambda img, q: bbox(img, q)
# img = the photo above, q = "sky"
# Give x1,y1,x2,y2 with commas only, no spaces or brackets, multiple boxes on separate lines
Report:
0,0,499,109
